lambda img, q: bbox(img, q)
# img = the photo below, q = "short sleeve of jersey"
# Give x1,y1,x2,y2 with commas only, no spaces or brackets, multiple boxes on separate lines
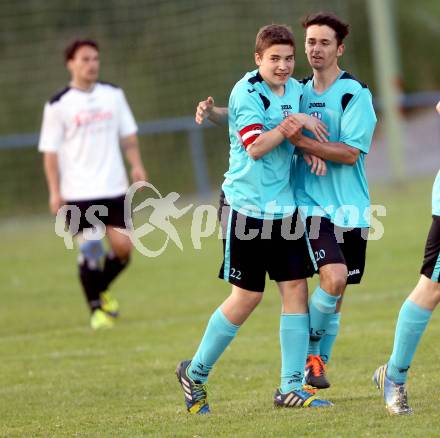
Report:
38,102,64,153
117,89,138,138
230,81,266,140
340,88,377,154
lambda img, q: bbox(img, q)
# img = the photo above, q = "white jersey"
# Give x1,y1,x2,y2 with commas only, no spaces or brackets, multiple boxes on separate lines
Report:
38,82,137,201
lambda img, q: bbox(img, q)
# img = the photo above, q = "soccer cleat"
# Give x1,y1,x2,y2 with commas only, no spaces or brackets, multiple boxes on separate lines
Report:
305,354,330,389
176,360,210,414
274,388,333,408
100,291,119,317
90,309,115,330
373,364,413,416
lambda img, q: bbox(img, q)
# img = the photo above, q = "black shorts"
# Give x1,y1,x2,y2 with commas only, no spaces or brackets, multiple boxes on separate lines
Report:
65,195,129,235
420,215,440,282
218,198,314,292
306,216,368,285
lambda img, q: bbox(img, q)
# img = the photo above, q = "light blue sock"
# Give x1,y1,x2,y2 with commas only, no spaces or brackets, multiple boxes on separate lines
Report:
320,312,341,364
308,286,340,356
279,313,310,393
387,299,432,384
188,307,240,383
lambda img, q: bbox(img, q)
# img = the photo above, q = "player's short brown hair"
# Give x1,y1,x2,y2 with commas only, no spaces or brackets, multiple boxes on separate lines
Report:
255,24,296,56
64,39,99,63
302,12,349,45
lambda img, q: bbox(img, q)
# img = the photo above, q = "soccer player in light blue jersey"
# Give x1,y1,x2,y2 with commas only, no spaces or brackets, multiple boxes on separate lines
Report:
238,13,377,390
194,12,377,394
281,13,377,389
177,24,332,414
373,102,440,415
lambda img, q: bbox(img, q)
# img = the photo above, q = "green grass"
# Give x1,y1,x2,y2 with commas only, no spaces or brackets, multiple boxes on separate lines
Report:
1,178,439,437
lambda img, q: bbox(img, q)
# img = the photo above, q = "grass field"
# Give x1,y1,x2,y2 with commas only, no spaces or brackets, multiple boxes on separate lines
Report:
1,178,439,437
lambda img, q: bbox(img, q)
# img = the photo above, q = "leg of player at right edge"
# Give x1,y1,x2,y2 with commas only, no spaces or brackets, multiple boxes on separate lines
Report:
374,209,440,415
373,276,439,415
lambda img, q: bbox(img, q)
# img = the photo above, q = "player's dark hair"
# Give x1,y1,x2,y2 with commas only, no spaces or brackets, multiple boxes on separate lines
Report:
64,39,99,63
255,24,296,55
302,12,349,45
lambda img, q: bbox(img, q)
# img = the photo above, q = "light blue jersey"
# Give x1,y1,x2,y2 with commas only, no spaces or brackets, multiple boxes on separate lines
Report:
295,71,377,227
223,70,302,219
433,170,440,216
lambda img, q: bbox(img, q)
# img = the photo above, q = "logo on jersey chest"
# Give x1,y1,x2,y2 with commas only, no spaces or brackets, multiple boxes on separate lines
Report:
281,104,292,118
310,111,322,120
74,110,113,127
309,102,324,120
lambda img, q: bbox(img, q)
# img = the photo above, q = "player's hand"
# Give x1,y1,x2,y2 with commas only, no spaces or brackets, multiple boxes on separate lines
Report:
195,96,215,125
287,114,328,142
302,115,329,142
131,165,148,183
49,192,64,215
277,116,302,140
304,153,327,176
436,100,440,115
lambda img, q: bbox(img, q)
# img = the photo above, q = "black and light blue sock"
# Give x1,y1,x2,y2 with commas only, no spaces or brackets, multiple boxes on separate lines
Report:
188,307,240,383
280,313,309,393
308,286,340,356
387,299,432,384
320,312,341,364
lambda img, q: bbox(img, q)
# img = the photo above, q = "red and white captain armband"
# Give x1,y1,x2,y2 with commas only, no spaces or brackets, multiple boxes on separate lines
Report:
239,123,263,149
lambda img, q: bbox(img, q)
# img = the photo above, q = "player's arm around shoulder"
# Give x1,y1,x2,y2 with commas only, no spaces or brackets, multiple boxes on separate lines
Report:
195,96,228,126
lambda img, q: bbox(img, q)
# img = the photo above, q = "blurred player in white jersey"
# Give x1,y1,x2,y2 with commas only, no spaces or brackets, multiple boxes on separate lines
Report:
38,39,147,329
373,101,440,415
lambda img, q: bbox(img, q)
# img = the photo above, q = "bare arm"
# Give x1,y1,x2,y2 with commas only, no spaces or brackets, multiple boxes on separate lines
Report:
246,128,286,160
43,152,63,215
195,96,228,126
247,114,328,159
195,97,292,156
247,117,327,176
246,116,302,160
292,134,360,165
120,134,148,183
208,107,229,125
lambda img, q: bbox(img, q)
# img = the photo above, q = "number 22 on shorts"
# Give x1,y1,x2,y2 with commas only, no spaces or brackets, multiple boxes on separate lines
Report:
230,268,242,280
